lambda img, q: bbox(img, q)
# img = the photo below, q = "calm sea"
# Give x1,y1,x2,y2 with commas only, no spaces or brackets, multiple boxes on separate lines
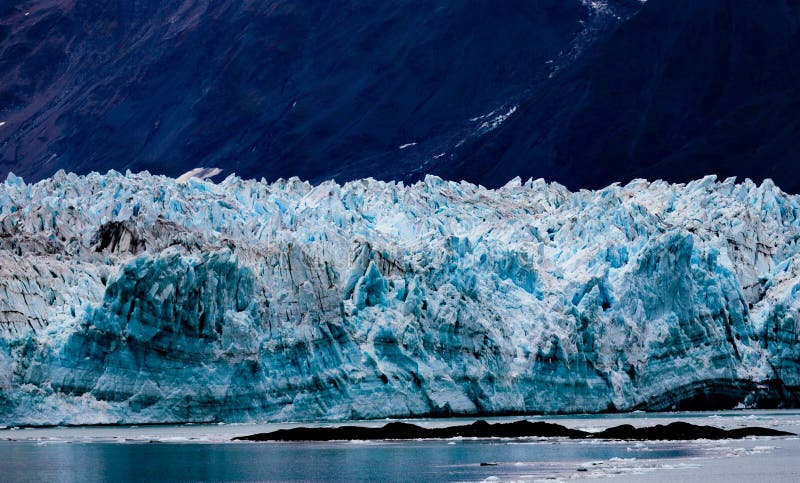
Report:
1,410,799,482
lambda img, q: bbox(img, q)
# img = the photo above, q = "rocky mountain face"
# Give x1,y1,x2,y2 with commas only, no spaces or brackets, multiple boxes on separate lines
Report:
0,0,639,183
448,0,800,191
4,1,798,193
1,171,798,425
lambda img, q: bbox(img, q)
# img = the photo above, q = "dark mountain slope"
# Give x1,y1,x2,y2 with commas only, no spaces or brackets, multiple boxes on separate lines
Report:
446,0,800,191
0,0,639,183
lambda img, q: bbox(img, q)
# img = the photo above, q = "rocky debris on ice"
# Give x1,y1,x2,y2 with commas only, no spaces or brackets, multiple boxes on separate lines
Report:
0,170,798,425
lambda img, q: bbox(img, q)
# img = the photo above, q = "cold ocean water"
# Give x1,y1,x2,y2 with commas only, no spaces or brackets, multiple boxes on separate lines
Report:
1,410,799,482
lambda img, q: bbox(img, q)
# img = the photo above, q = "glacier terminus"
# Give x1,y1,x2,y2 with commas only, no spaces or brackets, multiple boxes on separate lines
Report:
0,170,798,426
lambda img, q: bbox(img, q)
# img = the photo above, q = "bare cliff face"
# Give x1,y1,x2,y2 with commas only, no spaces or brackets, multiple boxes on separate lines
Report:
0,170,798,425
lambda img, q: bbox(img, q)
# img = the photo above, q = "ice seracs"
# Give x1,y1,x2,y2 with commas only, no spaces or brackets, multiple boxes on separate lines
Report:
0,171,798,425
176,167,223,183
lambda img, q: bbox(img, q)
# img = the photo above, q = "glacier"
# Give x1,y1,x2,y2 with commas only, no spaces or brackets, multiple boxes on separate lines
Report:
0,170,798,425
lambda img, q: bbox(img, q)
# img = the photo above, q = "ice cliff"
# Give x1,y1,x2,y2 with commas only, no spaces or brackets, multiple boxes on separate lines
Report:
1,170,798,425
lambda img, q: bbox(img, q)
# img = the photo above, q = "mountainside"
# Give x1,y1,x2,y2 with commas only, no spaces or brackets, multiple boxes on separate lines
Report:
1,171,799,425
0,0,639,183
3,1,798,192
447,0,800,191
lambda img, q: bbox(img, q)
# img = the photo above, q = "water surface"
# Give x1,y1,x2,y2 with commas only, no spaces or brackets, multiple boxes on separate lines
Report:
2,410,799,482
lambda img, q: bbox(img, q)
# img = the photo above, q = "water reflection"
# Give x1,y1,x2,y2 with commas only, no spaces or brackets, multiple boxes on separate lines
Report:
0,439,703,482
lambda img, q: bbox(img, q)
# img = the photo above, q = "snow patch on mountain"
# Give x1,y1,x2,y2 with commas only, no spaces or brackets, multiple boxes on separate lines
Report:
176,167,223,183
471,105,519,135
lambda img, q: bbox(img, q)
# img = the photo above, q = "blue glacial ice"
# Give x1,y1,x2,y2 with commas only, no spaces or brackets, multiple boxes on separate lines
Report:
0,170,798,425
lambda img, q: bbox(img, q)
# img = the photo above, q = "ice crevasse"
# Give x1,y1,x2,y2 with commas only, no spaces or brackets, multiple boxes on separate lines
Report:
0,170,798,425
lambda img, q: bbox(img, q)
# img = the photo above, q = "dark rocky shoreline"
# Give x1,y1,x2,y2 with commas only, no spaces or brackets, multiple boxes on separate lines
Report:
233,420,795,442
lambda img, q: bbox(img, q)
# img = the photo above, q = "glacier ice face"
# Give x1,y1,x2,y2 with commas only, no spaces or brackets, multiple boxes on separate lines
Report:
0,170,798,425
